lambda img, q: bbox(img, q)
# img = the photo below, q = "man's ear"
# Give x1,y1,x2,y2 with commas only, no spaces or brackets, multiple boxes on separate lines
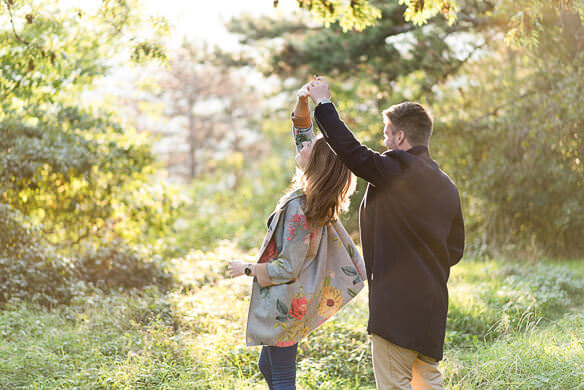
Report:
397,130,406,146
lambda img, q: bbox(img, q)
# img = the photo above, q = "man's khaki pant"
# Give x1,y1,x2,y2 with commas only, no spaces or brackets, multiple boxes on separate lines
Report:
371,333,444,390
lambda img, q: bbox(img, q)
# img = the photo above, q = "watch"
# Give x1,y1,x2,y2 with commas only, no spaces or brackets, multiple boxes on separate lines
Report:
317,98,332,105
244,264,253,276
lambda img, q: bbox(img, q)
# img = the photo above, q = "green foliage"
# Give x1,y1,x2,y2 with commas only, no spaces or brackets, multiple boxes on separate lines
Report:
0,0,177,247
279,0,382,32
1,253,583,389
0,108,178,251
0,0,167,106
434,7,584,256
0,201,174,307
228,1,494,103
501,0,584,48
76,240,173,292
229,1,584,257
0,203,77,307
446,261,584,347
0,289,178,389
172,116,297,251
443,313,584,389
0,0,180,305
399,0,459,26
287,0,581,48
170,244,248,291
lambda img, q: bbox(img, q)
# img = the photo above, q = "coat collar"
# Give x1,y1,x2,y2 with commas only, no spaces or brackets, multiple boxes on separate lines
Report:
407,145,430,156
277,188,305,209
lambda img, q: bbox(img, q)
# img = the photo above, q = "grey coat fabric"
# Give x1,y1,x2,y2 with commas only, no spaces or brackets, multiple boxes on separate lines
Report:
246,190,366,347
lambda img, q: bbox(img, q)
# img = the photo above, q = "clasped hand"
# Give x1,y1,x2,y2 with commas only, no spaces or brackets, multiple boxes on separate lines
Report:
297,76,331,105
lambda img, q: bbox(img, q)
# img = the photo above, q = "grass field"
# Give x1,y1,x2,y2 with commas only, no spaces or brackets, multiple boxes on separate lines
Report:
1,246,583,389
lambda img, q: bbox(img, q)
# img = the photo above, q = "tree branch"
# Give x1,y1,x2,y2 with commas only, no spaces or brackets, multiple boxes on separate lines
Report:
470,90,537,125
3,0,31,46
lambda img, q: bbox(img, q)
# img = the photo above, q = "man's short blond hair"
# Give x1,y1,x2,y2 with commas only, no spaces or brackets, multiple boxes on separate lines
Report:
383,102,433,146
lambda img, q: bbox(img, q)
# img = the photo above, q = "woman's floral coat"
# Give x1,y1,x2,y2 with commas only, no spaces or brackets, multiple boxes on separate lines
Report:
246,189,367,347
245,107,367,347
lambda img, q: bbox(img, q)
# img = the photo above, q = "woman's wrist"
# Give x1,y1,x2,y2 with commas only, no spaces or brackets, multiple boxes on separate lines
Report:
244,263,256,277
294,97,310,117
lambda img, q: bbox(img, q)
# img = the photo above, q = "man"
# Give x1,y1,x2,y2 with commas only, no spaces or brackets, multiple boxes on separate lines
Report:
306,77,464,389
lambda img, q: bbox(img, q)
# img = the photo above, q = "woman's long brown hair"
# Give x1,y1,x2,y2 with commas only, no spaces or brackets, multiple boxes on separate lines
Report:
293,137,356,226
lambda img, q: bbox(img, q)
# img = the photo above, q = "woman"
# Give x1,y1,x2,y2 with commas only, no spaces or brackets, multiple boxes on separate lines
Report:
229,85,366,389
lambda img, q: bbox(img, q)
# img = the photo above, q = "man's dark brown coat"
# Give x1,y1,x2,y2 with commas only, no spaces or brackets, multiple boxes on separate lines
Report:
314,102,465,360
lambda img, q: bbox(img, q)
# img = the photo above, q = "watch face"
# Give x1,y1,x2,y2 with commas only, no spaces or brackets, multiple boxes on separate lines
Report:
245,266,252,276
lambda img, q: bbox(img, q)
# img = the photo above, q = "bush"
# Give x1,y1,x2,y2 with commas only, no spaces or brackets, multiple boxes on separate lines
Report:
75,240,173,292
0,204,76,307
1,203,174,307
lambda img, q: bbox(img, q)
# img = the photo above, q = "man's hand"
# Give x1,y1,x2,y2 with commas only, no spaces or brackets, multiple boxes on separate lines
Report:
308,76,331,105
228,260,247,278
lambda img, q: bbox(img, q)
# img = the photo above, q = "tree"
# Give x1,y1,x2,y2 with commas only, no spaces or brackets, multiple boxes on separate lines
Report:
224,0,499,234
0,0,176,251
433,5,584,257
228,1,498,115
278,0,582,46
231,1,584,256
155,40,260,181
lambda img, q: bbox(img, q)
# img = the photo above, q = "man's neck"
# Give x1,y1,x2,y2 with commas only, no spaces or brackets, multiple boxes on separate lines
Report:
398,141,413,151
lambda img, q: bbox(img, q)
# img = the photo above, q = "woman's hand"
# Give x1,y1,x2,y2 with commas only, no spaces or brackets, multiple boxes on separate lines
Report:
228,260,247,278
294,84,311,119
297,84,310,102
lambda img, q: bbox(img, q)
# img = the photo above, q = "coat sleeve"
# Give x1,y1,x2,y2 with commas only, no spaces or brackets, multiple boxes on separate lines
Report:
254,199,312,287
291,107,315,152
314,102,402,186
447,203,465,267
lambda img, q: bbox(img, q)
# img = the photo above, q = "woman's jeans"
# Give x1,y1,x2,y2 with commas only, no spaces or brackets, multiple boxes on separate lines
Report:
258,344,298,390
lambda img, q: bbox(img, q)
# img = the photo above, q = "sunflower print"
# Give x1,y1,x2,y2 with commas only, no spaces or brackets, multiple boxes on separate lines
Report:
318,285,343,319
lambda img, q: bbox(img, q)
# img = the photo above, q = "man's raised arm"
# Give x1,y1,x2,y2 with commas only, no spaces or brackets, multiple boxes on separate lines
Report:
308,77,400,186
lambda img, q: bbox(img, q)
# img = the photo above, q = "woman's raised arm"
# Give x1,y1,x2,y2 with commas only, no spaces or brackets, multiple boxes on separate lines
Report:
291,86,315,152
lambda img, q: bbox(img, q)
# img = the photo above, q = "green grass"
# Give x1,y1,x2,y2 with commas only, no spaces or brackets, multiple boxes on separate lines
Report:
1,248,583,389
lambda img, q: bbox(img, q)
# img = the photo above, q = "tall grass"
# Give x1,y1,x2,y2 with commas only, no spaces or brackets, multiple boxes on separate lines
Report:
1,249,582,389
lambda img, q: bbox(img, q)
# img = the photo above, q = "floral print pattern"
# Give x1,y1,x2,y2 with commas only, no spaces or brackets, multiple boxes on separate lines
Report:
288,213,310,241
289,296,308,320
318,279,344,319
258,237,278,264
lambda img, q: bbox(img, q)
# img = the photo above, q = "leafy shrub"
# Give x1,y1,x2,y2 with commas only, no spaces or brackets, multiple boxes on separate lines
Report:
494,263,584,318
1,203,174,307
0,204,76,307
75,240,173,292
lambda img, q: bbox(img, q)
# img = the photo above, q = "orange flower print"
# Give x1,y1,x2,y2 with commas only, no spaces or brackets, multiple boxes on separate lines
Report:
289,296,308,320
318,285,343,319
259,238,278,263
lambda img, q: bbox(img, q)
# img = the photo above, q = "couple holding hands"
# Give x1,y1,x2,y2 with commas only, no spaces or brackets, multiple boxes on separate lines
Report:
229,76,465,389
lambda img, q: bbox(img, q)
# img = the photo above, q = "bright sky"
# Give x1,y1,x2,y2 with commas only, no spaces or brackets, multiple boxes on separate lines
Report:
141,0,297,50
59,0,297,49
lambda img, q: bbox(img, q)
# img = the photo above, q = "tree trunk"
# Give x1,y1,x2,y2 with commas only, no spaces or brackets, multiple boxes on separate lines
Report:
187,99,196,180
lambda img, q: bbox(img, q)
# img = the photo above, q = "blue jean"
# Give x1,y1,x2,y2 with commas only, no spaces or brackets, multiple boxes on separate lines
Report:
258,344,298,390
